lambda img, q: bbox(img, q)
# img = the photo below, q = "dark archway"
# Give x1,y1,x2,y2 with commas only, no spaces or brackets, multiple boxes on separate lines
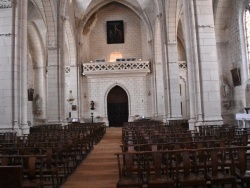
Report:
107,86,128,127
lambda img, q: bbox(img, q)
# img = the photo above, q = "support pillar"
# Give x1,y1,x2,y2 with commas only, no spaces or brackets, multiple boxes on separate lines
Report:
20,0,29,134
33,66,46,121
163,0,182,120
183,0,223,129
183,0,198,130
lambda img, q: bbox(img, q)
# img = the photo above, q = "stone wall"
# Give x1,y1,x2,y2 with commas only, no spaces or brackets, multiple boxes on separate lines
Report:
87,3,145,62
81,74,151,125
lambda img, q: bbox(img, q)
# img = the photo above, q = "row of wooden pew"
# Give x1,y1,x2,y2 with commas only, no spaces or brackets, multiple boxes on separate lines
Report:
0,122,106,188
116,122,250,188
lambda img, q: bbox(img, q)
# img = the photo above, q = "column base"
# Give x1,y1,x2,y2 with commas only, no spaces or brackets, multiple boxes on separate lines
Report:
102,117,109,127
188,118,196,130
20,124,30,135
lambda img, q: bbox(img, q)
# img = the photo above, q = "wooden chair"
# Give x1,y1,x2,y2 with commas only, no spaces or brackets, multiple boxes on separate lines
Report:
234,147,250,187
39,148,59,188
0,166,24,188
205,148,236,188
116,152,143,188
0,163,41,188
147,151,175,188
175,150,206,187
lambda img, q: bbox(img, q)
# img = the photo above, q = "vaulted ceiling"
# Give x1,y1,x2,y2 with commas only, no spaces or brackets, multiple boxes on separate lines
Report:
74,0,152,17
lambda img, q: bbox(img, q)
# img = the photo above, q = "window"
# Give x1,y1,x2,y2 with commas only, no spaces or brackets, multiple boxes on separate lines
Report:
245,8,250,62
245,2,250,77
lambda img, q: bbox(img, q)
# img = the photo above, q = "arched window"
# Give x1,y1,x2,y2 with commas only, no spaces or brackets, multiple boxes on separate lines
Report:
245,1,250,78
245,7,250,62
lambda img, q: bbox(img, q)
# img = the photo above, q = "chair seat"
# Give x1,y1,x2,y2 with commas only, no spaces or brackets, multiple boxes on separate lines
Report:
148,174,174,185
117,176,143,187
235,170,250,181
207,172,236,182
178,174,206,186
22,180,40,188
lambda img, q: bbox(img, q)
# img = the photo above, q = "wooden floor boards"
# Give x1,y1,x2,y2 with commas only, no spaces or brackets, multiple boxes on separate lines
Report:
61,127,121,188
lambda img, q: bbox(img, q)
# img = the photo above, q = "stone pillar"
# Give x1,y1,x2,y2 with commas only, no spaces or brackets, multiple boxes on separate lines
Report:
163,0,182,120
154,15,166,121
193,0,223,124
159,12,170,123
77,39,83,122
60,16,66,124
183,0,198,130
33,66,46,120
239,0,248,83
183,0,223,128
238,0,249,108
47,2,66,124
20,0,29,134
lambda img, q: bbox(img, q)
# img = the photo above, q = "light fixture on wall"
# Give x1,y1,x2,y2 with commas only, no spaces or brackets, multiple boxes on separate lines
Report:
84,93,87,98
148,91,151,96
110,52,122,62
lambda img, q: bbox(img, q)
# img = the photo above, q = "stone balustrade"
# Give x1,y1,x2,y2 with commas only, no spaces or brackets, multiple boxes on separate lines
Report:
82,61,150,76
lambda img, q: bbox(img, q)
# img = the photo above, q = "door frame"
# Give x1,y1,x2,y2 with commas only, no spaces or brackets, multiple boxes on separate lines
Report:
104,84,131,125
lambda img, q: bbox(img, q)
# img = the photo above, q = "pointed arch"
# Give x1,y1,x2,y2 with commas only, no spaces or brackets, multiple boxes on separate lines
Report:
106,85,129,127
104,83,131,118
79,0,153,49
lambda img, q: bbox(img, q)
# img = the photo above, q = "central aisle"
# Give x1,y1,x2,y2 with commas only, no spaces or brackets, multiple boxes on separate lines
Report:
61,127,122,188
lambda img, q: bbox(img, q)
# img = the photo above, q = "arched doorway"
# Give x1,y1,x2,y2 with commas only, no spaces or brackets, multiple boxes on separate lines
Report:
107,86,128,127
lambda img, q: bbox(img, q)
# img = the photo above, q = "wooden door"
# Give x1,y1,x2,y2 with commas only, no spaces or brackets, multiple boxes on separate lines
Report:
107,86,128,127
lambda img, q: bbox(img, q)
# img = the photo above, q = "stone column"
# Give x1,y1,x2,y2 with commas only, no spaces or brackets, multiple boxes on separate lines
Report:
184,0,223,128
77,39,83,122
159,11,170,123
59,15,66,124
154,15,166,121
238,0,249,107
183,0,198,130
163,0,182,121
193,0,223,124
33,66,46,120
20,0,29,134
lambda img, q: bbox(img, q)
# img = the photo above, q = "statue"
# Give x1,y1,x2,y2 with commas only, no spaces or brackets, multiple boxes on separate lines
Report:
35,94,42,116
221,75,232,109
222,75,231,98
90,101,95,110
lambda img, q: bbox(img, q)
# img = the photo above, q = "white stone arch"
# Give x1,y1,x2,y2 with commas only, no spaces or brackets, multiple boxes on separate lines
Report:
60,0,77,67
27,22,47,121
64,20,77,66
79,0,153,51
40,0,56,47
103,83,131,121
78,0,154,122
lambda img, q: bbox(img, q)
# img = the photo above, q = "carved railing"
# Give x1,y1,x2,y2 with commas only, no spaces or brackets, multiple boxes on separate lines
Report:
178,61,187,69
82,61,150,76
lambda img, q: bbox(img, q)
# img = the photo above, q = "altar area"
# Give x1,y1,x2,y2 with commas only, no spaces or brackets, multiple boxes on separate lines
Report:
235,113,250,128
